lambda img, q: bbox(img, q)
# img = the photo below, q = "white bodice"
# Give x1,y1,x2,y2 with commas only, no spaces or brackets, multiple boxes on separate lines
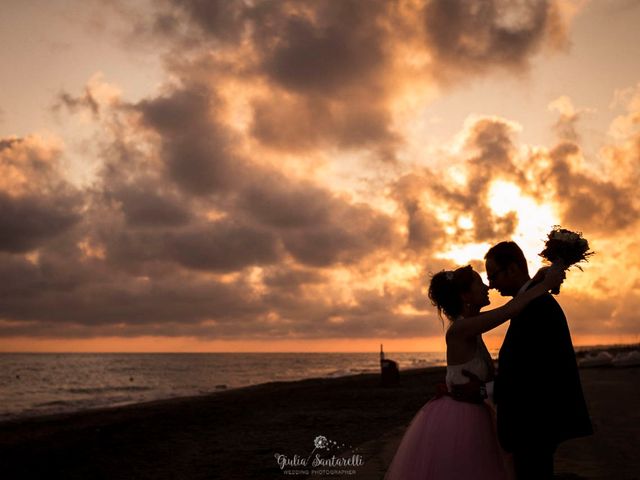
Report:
445,336,494,390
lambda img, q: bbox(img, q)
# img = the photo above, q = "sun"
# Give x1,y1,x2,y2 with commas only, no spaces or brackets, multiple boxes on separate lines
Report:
488,180,560,269
437,180,560,275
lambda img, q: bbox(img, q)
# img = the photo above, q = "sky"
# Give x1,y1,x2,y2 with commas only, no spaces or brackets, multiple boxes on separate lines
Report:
1,0,639,353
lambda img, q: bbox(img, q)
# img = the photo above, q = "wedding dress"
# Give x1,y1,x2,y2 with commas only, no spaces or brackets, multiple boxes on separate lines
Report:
384,337,510,480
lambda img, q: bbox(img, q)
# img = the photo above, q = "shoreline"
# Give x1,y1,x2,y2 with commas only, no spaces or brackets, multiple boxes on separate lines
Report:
0,364,440,425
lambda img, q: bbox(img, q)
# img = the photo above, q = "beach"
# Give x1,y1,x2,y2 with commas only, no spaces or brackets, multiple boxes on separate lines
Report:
0,363,638,480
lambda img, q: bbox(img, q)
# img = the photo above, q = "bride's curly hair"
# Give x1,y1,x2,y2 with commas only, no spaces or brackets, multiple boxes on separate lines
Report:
428,265,475,323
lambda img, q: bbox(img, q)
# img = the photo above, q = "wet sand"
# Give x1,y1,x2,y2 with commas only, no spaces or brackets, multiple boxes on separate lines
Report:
0,363,638,479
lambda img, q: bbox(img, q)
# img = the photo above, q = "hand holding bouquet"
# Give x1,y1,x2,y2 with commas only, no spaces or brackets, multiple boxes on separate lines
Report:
539,226,595,294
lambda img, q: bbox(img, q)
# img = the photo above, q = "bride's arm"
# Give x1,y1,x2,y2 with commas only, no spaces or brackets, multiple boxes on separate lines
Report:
447,266,564,338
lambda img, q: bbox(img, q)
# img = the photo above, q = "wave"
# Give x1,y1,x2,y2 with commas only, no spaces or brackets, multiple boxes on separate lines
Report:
26,394,147,417
325,367,378,378
65,385,153,395
35,399,78,408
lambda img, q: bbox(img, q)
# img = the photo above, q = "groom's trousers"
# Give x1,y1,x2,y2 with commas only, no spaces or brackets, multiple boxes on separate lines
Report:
512,443,557,480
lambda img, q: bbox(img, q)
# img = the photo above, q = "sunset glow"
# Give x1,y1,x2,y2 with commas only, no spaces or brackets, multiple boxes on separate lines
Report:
488,180,560,270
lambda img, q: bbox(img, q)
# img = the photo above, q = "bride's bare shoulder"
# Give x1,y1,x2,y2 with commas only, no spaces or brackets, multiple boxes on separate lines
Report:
445,326,474,346
446,332,477,364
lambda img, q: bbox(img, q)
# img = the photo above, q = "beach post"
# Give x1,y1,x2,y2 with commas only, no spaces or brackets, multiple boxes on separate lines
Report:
380,344,400,387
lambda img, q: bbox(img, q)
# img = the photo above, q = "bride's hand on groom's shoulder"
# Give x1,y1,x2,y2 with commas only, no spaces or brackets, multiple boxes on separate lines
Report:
531,266,550,286
531,265,564,290
541,264,565,291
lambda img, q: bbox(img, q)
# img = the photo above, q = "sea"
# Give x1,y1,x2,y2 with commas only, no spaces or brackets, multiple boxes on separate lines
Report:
0,352,448,421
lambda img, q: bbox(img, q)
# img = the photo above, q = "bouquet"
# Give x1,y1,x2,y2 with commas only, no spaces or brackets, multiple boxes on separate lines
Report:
539,226,594,293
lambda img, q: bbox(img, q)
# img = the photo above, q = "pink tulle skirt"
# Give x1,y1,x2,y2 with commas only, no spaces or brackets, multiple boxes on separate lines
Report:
385,396,510,480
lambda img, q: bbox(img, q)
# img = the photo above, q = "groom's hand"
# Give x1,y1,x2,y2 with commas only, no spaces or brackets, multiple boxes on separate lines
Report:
448,369,486,404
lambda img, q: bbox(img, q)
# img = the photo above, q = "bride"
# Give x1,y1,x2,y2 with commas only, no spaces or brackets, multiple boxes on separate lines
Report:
384,264,564,480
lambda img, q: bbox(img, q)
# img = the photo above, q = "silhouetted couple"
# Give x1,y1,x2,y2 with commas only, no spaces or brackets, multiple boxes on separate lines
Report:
385,241,592,480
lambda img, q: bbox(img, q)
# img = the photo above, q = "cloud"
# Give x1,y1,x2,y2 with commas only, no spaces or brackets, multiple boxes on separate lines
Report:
4,94,638,343
245,0,402,157
0,253,45,299
109,179,193,227
424,118,526,243
167,0,247,43
391,173,446,252
0,135,65,195
53,72,122,118
0,193,81,253
0,74,402,341
547,95,598,143
0,136,83,253
249,93,399,156
423,114,640,240
55,90,100,117
6,0,640,345
235,171,398,266
543,142,639,232
605,83,640,186
164,220,282,272
280,212,394,267
423,0,568,82
0,262,265,334
255,3,387,96
135,85,240,195
144,0,570,160
390,111,640,250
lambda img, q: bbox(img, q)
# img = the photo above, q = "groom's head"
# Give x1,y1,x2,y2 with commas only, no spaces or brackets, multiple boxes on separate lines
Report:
485,241,530,297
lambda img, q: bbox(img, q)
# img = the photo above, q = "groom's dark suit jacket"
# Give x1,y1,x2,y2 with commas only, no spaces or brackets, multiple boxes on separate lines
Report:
494,290,592,452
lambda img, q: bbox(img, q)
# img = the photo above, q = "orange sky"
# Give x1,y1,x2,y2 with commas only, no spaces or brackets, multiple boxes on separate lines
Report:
1,0,639,352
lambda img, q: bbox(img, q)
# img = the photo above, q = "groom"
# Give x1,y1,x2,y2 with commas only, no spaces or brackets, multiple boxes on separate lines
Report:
485,241,592,479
